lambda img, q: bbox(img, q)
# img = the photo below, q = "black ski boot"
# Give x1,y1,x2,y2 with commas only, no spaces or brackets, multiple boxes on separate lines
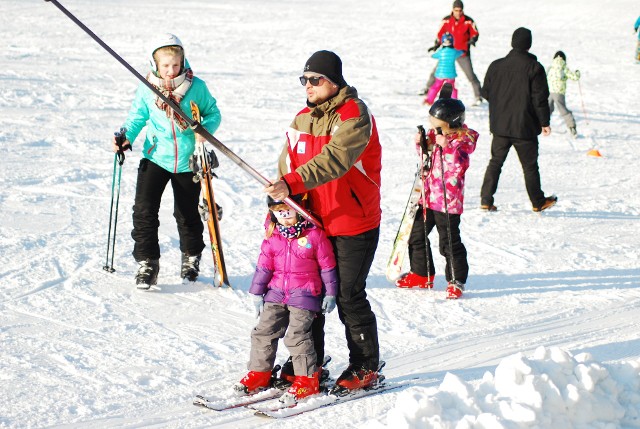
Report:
181,253,201,282
135,259,159,290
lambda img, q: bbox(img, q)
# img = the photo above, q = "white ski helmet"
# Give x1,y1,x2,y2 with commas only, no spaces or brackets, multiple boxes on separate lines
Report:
148,33,185,70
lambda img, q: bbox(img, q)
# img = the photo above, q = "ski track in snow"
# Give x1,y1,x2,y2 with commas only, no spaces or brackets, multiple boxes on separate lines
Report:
1,0,640,428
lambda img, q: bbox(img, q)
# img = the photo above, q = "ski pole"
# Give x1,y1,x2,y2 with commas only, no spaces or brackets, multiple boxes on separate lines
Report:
436,128,456,284
43,0,321,229
417,126,433,287
103,128,127,272
577,80,589,126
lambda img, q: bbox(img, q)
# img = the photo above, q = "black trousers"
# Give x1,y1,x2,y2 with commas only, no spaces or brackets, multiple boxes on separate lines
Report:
480,135,545,208
408,207,468,284
311,227,380,371
131,159,205,261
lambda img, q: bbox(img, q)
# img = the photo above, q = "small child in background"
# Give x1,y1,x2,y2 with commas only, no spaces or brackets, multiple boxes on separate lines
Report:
396,89,478,299
236,196,338,404
546,51,581,138
424,33,464,105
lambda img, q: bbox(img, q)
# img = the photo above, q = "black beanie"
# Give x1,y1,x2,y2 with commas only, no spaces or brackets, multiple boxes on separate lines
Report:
554,50,566,61
303,50,346,87
452,0,464,9
511,27,532,50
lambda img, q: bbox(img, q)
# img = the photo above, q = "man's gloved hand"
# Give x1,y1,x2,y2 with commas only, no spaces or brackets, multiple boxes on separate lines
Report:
321,295,336,314
470,36,478,47
251,294,264,318
575,70,581,79
428,39,441,52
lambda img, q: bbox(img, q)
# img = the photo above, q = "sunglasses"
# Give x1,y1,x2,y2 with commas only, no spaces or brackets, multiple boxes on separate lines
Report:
299,75,326,86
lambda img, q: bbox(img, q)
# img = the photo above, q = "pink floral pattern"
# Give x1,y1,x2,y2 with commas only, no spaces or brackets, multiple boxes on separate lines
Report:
420,126,479,214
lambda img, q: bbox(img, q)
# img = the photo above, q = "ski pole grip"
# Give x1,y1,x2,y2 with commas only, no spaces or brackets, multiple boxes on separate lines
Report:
417,125,428,153
114,127,127,165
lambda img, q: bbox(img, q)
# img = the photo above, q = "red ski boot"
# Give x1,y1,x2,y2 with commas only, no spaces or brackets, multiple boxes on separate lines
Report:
280,371,320,404
334,364,379,391
395,272,434,289
234,370,272,394
446,281,464,299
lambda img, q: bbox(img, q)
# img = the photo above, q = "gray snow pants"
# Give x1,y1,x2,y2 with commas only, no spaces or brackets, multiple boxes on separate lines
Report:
248,302,317,378
426,54,482,99
549,93,576,129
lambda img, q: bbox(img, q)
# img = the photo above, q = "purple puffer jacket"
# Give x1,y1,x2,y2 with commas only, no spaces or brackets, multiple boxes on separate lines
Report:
249,224,339,313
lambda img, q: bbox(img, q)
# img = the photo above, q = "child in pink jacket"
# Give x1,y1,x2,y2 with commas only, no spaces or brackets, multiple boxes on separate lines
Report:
235,195,338,404
395,96,478,299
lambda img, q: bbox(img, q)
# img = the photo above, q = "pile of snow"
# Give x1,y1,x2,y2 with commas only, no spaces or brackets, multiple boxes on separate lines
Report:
370,347,640,429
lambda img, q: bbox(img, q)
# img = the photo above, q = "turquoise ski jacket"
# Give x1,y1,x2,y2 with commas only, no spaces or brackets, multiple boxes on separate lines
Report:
123,62,221,174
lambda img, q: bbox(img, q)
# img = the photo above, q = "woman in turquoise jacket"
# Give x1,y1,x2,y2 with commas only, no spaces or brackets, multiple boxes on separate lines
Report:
112,33,221,288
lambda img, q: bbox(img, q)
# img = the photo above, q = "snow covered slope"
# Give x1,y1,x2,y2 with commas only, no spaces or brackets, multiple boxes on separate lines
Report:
1,0,639,427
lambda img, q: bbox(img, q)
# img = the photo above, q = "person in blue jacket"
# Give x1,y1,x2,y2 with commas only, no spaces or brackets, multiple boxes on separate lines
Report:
111,33,221,289
635,16,640,63
424,33,464,105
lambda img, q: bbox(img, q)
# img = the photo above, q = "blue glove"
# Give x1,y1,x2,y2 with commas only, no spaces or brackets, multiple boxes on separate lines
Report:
321,296,336,314
251,294,264,318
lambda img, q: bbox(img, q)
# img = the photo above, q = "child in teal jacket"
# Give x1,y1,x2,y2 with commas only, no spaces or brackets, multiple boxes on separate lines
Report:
112,33,221,288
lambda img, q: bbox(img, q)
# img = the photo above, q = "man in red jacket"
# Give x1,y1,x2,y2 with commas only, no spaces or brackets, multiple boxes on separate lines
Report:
265,50,382,392
423,0,482,105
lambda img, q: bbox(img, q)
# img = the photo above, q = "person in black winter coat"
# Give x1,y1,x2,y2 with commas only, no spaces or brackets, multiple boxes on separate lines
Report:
479,27,557,213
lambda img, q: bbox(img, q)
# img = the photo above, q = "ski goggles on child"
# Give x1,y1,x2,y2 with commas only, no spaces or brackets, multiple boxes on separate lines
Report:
270,206,296,220
299,75,327,86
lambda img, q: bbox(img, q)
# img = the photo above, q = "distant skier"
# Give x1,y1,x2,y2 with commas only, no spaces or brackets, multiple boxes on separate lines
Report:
423,33,464,105
547,51,581,138
112,33,221,288
635,16,640,63
396,90,478,299
236,195,338,404
422,0,482,105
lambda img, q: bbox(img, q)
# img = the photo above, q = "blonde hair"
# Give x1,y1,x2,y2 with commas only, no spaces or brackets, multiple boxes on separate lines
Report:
153,45,184,64
265,221,277,239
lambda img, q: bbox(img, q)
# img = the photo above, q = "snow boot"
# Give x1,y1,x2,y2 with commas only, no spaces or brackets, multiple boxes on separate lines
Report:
395,272,434,289
446,281,464,299
532,195,558,212
569,126,577,138
280,371,320,404
275,356,331,389
234,370,272,395
334,364,379,391
180,253,201,282
135,259,159,290
480,204,498,212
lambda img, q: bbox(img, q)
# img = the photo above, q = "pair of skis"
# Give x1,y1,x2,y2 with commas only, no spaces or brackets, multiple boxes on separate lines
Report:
189,102,228,287
194,361,417,419
386,126,431,282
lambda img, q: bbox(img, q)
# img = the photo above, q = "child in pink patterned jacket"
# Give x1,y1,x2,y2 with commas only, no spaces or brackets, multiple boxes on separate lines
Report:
235,195,338,404
395,96,478,299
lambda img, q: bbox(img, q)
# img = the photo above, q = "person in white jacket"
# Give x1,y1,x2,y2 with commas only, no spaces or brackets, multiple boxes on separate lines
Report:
547,51,580,138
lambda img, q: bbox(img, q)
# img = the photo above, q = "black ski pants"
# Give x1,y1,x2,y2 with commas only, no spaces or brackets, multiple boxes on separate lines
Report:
480,135,546,208
408,207,468,284
131,159,205,261
311,227,380,371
